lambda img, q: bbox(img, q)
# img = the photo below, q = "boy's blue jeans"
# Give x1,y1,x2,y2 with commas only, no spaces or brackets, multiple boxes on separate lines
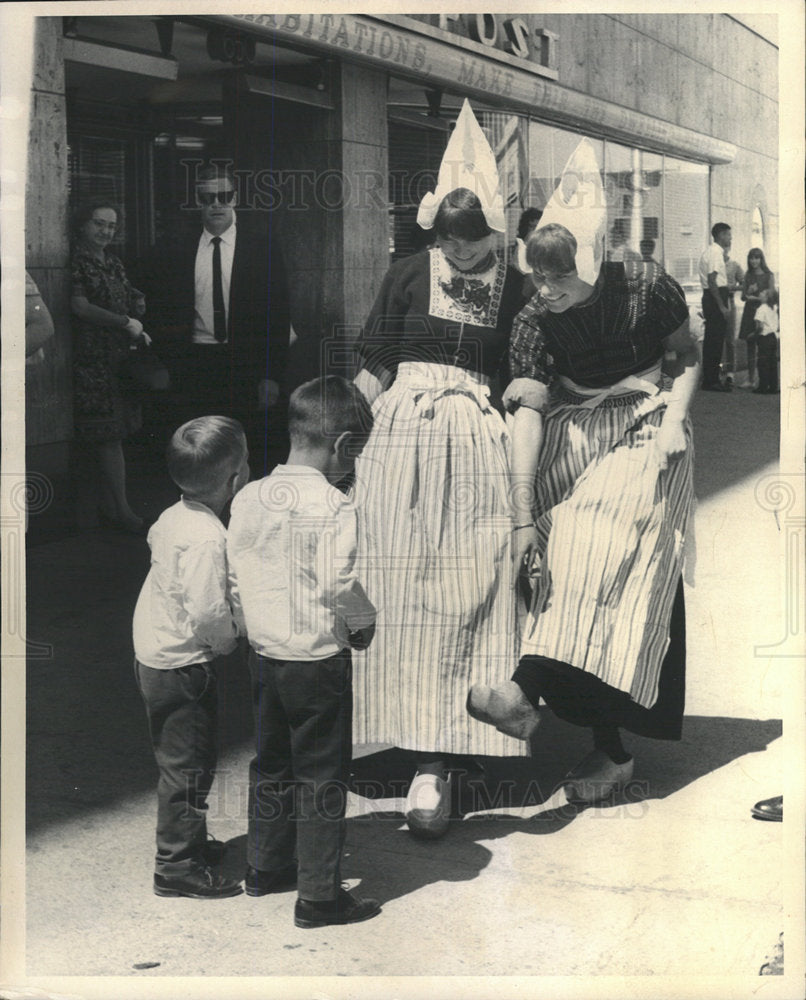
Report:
134,659,218,876
247,649,352,902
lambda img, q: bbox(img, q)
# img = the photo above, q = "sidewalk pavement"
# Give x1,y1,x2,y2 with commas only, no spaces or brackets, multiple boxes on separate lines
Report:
12,386,802,998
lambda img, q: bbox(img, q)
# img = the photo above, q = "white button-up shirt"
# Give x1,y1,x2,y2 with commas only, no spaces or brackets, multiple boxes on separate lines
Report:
698,242,728,290
193,216,236,343
133,498,239,669
228,466,376,661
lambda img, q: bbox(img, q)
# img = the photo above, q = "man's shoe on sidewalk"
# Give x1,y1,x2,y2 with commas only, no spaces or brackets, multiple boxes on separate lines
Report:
294,887,381,928
245,863,298,896
751,795,782,821
154,865,243,899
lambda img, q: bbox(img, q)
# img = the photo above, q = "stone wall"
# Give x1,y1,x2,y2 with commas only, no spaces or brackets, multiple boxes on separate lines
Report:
540,13,778,267
26,17,72,448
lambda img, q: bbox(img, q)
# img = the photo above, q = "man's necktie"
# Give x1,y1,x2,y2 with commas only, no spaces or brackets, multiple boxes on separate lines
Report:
211,236,226,342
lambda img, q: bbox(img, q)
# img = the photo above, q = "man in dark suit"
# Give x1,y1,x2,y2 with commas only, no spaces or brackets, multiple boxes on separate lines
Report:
145,165,290,475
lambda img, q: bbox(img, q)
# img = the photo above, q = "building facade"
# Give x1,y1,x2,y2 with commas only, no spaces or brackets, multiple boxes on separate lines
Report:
26,12,778,481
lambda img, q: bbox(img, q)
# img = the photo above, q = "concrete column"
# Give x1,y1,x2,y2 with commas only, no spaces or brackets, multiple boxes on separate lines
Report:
339,62,388,334
269,91,345,387
274,61,388,388
26,16,72,448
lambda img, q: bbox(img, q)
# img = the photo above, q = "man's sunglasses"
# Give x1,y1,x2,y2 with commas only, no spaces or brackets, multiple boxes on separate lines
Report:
197,190,236,206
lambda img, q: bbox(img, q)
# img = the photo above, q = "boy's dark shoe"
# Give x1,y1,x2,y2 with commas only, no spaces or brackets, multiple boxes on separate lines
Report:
244,863,298,896
154,865,243,899
294,887,381,928
200,838,227,866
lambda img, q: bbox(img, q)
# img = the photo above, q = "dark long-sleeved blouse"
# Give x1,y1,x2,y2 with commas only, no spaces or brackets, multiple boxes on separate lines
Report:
356,248,527,381
509,262,689,394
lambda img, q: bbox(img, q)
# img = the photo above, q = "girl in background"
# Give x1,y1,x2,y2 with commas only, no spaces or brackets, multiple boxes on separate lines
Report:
739,248,775,389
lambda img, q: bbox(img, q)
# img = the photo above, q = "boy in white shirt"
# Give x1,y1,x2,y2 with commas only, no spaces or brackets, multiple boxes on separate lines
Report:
228,376,380,928
133,416,249,899
753,288,779,394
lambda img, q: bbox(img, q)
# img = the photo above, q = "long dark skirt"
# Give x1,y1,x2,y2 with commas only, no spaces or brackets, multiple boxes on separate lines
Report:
514,578,686,740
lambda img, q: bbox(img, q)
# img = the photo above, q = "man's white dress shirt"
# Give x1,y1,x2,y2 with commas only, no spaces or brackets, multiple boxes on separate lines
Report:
698,241,728,290
193,216,236,344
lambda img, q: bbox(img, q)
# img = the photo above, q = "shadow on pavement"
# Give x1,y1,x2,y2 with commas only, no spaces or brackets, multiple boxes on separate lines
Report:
350,712,782,816
25,528,255,833
25,525,781,842
339,712,782,907
690,388,779,501
27,546,782,842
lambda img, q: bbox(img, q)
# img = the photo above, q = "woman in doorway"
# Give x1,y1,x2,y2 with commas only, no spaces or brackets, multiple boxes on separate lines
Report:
71,199,151,532
468,140,699,803
351,101,529,838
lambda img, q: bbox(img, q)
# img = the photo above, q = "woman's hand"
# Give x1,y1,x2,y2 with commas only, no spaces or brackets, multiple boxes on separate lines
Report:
654,415,687,471
124,316,143,339
656,322,698,471
511,524,538,588
502,377,548,414
354,367,389,406
125,315,152,347
509,405,544,586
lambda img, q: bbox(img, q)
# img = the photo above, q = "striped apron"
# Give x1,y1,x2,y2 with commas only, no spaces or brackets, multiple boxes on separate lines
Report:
352,362,525,756
521,365,694,709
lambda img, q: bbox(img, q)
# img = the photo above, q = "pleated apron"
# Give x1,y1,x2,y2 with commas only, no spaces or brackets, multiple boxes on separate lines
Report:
521,367,695,709
352,362,525,756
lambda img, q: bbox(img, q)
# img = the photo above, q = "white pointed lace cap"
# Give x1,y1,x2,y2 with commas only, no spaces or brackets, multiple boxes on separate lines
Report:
417,99,506,233
536,138,606,285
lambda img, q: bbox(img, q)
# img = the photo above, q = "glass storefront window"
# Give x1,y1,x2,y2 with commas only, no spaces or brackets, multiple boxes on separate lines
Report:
387,116,448,260
662,155,709,328
603,142,663,265
478,110,525,245
527,122,604,216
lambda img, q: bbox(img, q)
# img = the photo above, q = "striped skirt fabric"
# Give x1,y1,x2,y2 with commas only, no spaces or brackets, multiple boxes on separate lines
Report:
351,363,525,756
521,382,695,709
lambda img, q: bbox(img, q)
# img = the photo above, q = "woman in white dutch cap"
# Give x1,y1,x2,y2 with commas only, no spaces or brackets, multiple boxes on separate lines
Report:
468,139,699,803
352,100,529,838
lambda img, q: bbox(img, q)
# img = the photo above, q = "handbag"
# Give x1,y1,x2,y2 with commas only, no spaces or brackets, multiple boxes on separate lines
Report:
118,343,170,391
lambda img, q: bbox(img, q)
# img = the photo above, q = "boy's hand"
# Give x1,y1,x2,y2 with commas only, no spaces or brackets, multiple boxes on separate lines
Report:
348,624,376,650
257,378,280,410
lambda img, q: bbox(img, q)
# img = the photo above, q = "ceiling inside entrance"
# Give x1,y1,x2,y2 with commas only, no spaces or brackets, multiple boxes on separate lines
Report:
63,14,475,120
64,16,317,106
